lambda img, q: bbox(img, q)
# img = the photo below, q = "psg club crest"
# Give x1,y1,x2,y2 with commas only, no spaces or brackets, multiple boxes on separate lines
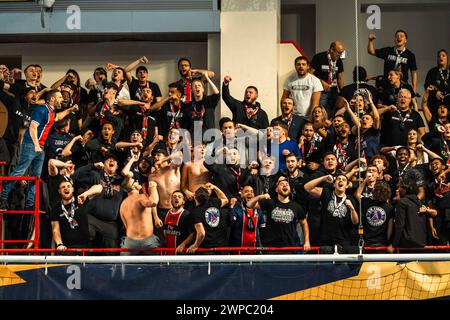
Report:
205,207,220,227
366,206,386,227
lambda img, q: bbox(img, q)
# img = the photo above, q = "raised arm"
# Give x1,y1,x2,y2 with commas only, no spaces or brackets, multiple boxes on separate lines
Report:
367,33,377,56
139,181,159,208
368,89,381,129
354,175,369,202
421,85,434,123
123,56,149,83
55,104,79,122
344,99,361,129
203,71,219,94
416,144,442,161
222,76,241,112
51,73,70,89
48,159,73,177
205,183,228,208
246,193,270,209
121,154,138,178
190,68,215,80
149,96,169,112
304,174,333,198
143,127,160,157
61,135,82,157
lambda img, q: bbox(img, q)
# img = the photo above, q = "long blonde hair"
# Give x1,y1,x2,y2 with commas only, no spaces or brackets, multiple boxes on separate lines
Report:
309,105,328,123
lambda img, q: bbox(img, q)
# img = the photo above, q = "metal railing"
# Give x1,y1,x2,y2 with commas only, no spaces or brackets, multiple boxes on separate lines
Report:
0,176,43,250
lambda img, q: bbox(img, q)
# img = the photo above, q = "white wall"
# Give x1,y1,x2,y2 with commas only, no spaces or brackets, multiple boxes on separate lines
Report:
220,0,280,121
0,41,208,95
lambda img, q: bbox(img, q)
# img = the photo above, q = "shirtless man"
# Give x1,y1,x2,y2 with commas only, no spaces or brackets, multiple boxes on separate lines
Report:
119,180,159,255
148,148,183,228
181,143,211,206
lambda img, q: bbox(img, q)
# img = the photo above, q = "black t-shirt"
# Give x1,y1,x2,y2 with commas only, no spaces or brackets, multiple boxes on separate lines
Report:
319,188,356,245
361,198,393,246
258,198,306,246
339,82,378,104
85,137,116,164
9,79,46,111
203,162,243,200
379,82,415,106
162,209,192,248
86,173,125,221
70,141,91,169
157,102,186,137
331,138,357,171
87,87,103,105
424,67,449,110
300,138,324,167
310,51,344,84
72,164,101,196
0,89,30,145
380,108,425,147
182,93,220,136
192,198,230,248
124,105,157,145
45,132,73,160
50,200,89,247
128,78,162,102
375,47,417,83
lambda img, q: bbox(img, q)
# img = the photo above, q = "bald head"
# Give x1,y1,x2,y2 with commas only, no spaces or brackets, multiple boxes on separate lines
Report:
330,41,345,61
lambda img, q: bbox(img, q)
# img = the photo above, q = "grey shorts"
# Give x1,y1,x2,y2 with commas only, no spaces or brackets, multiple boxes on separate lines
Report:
120,235,160,255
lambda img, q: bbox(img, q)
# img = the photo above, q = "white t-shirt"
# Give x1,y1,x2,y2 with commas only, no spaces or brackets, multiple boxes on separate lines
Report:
284,73,323,117
115,86,130,104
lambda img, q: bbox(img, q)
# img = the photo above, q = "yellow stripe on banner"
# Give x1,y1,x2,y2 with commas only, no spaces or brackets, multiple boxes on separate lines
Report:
0,264,66,287
271,262,450,300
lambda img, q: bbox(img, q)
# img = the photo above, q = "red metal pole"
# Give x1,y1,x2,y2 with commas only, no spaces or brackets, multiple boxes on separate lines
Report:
34,178,40,249
0,161,6,193
0,208,3,250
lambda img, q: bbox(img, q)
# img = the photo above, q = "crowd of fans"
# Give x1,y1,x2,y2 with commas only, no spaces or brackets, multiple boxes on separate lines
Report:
0,29,449,255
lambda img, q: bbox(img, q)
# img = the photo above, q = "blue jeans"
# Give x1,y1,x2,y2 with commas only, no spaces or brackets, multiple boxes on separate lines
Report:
0,141,45,208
